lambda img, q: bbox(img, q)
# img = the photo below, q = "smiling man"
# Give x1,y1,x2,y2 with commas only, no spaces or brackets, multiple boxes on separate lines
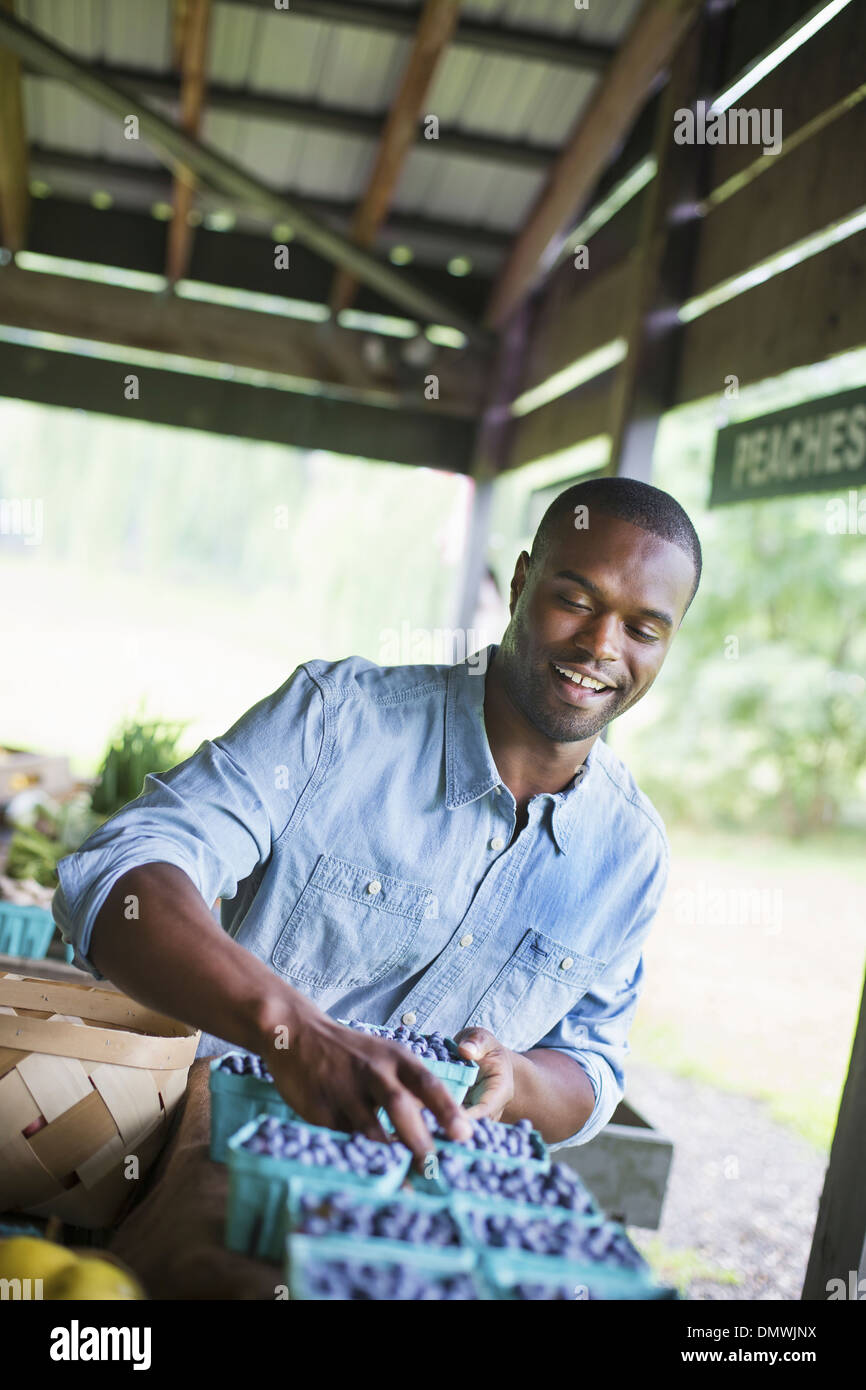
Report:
54,477,701,1164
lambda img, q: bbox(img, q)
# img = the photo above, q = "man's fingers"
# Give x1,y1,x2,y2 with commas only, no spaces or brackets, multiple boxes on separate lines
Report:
397,1057,472,1143
374,1082,436,1165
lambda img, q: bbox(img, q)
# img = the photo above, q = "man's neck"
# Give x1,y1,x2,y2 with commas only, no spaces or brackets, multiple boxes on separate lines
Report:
482,651,599,807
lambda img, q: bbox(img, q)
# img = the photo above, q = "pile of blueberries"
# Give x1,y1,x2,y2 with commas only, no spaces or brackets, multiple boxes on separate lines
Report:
241,1116,407,1177
296,1190,462,1248
420,1111,544,1161
466,1210,646,1270
305,1260,480,1301
218,1052,273,1082
437,1154,598,1214
342,1019,470,1066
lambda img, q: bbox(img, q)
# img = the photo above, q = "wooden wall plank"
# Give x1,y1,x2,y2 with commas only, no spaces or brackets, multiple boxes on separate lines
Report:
692,97,866,296
520,259,631,397
509,380,613,469
707,0,866,189
675,234,866,405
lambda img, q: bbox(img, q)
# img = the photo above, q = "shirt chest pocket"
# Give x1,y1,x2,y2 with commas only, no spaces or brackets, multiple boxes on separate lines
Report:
271,853,437,991
470,929,607,1054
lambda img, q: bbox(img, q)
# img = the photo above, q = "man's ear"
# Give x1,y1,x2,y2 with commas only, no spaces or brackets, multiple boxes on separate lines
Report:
509,551,531,615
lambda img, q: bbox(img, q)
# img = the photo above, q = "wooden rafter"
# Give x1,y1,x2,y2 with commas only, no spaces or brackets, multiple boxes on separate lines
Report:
330,0,460,315
0,7,485,339
485,0,704,331
166,0,211,284
0,0,29,253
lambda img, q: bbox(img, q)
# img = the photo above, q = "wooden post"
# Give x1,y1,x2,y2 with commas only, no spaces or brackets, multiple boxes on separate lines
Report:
0,0,29,253
802,969,866,1300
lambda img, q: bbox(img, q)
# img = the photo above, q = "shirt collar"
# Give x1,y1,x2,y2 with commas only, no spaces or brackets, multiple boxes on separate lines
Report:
444,643,597,853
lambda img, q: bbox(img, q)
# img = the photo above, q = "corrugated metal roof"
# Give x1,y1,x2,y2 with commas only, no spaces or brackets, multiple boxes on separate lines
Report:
15,0,645,271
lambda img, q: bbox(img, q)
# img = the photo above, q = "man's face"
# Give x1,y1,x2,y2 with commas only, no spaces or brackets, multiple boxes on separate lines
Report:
496,512,696,743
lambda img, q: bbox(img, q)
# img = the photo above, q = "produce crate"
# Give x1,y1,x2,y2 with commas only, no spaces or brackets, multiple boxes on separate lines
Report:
285,1176,477,1278
0,749,73,803
0,903,58,960
484,1249,677,1301
225,1116,412,1262
556,1099,674,1229
208,1053,296,1162
285,1233,489,1301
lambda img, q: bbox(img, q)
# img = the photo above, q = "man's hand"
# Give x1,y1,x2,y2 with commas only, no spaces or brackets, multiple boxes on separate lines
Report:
454,1026,516,1121
263,1003,473,1166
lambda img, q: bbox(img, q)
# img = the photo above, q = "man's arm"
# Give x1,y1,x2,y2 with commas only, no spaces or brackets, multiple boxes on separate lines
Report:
89,862,471,1161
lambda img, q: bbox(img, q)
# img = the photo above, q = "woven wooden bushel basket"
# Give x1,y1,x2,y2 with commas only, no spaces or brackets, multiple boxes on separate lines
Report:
0,972,199,1227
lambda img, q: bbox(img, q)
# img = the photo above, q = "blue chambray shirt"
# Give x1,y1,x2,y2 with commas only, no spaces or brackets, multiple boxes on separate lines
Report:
53,644,669,1147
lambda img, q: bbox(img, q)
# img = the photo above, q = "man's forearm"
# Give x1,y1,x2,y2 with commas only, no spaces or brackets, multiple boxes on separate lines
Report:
88,862,309,1054
502,1047,596,1144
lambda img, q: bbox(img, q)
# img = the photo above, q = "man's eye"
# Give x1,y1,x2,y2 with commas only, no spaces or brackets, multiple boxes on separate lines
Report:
628,627,660,642
560,598,591,611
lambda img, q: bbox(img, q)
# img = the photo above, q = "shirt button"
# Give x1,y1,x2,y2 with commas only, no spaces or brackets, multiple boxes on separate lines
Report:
402,1011,417,1026
560,957,574,971
366,880,381,895
459,933,473,948
490,836,505,851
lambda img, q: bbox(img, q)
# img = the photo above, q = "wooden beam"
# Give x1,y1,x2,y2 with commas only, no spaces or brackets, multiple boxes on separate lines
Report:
0,266,488,416
24,65,557,173
166,0,211,285
0,0,29,253
605,6,724,480
509,381,614,469
0,7,487,342
330,0,460,315
802,969,866,1299
485,0,704,330
0,342,476,469
227,0,616,72
520,259,631,399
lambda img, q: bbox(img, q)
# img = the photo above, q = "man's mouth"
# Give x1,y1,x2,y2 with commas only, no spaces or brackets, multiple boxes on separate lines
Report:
550,661,618,703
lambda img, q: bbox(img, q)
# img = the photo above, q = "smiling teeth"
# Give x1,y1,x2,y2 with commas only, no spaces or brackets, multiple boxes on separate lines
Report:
554,664,610,691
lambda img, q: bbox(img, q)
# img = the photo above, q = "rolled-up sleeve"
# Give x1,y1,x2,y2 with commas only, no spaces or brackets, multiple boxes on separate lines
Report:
535,833,669,1149
53,665,325,979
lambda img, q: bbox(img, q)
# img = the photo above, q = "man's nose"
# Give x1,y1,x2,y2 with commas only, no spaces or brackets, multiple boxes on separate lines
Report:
574,612,619,664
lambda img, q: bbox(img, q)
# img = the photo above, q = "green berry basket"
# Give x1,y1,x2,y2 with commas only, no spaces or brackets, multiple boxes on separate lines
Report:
336,1018,479,1104
284,1232,490,1301
284,1175,477,1282
208,1053,296,1162
225,1115,411,1262
408,1128,550,1198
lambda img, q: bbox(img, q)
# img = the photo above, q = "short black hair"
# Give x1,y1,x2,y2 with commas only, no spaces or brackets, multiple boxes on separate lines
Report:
528,476,702,608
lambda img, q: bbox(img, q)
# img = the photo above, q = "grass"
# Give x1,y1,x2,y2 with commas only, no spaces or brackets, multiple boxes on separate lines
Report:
629,826,864,1154
632,1234,743,1298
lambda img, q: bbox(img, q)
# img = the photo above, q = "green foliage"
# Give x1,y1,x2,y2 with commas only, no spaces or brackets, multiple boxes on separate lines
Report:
90,718,186,818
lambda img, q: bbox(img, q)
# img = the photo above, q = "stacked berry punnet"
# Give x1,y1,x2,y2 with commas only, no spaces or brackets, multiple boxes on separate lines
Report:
295,1190,462,1248
464,1209,646,1270
218,1052,273,1082
512,1281,599,1301
420,1111,545,1162
437,1155,598,1213
240,1116,407,1178
342,1019,470,1065
304,1259,480,1301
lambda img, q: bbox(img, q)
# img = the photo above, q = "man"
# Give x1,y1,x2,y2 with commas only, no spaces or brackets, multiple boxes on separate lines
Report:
54,476,701,1165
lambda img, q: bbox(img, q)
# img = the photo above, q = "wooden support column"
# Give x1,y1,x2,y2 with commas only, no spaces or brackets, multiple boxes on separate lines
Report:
166,0,211,285
453,299,532,641
802,969,866,1300
606,1,732,481
0,0,29,253
330,0,460,314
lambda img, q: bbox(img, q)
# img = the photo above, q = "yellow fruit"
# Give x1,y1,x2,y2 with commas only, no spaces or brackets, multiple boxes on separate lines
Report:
0,1236,77,1284
47,1255,144,1301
